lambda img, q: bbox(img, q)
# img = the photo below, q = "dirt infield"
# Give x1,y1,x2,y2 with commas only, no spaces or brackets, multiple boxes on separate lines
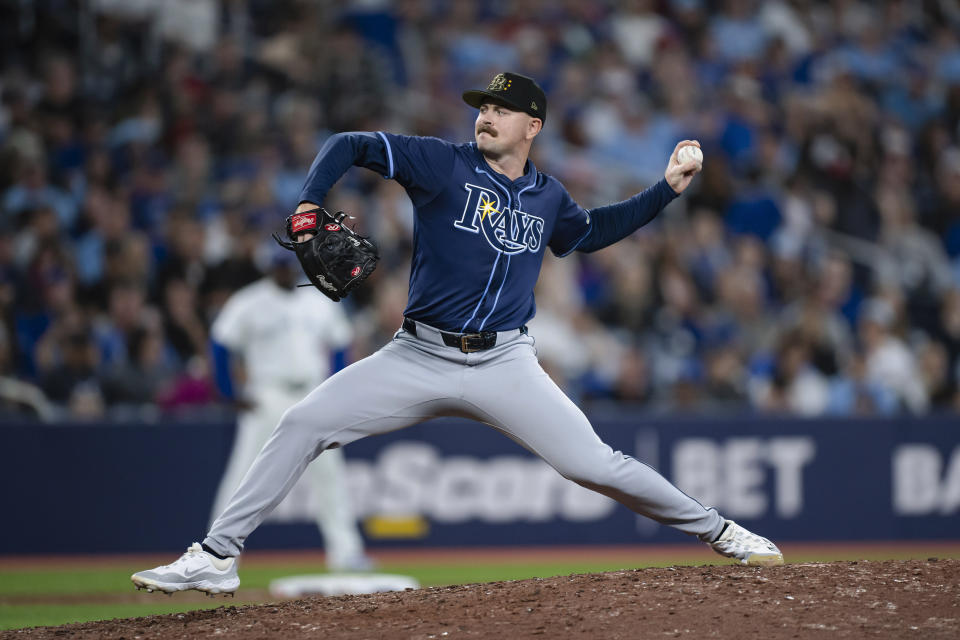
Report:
5,558,958,639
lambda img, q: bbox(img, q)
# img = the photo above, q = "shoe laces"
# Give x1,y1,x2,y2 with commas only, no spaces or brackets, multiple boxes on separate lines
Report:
725,525,774,551
166,542,205,569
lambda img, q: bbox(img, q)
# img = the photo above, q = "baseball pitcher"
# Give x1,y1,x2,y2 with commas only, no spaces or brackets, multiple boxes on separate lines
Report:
133,72,783,596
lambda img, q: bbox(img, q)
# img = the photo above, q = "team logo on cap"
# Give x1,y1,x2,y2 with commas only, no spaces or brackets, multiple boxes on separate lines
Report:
488,74,511,92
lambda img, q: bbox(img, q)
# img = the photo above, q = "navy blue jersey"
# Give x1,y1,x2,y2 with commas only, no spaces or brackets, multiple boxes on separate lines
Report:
299,132,677,332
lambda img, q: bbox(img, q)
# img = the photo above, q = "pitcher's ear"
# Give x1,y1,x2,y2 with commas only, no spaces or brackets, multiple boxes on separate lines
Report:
528,117,543,138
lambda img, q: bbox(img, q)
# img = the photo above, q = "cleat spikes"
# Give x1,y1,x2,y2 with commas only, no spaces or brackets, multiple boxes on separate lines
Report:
130,542,240,595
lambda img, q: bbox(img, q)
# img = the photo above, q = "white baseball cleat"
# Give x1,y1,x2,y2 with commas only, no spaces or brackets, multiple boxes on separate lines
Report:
131,543,240,595
709,520,784,566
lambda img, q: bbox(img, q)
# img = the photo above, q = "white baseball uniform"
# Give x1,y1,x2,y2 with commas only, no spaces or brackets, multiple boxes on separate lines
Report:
209,276,367,568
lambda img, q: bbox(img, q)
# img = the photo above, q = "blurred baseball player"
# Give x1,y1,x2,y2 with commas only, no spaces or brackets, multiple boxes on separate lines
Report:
133,72,782,596
206,248,372,572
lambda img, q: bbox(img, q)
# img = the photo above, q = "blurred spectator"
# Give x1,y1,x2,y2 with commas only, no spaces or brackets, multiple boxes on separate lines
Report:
710,243,779,357
93,281,157,367
859,298,928,414
916,339,956,410
778,253,857,376
613,345,655,405
3,161,78,229
73,186,152,307
0,326,52,419
935,288,960,371
100,325,176,408
752,330,830,416
203,206,264,306
709,0,769,63
646,262,704,389
826,351,898,416
724,166,782,240
157,355,215,411
702,345,747,409
162,278,208,364
874,181,953,333
683,208,731,302
35,318,104,417
610,0,668,70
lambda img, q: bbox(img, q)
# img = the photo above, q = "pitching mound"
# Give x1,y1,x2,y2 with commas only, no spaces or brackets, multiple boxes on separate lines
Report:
5,559,958,639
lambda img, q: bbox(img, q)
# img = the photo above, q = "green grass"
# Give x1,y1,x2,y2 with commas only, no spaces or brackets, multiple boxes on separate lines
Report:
0,561,639,598
3,544,958,631
0,559,650,630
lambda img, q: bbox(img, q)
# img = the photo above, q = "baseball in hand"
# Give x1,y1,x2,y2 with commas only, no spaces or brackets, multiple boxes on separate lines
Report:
677,145,703,167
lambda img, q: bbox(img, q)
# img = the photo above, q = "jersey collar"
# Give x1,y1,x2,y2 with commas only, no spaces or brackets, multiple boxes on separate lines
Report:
471,143,538,190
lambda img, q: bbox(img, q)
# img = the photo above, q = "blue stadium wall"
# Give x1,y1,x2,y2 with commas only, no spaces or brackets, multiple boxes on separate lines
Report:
1,414,958,554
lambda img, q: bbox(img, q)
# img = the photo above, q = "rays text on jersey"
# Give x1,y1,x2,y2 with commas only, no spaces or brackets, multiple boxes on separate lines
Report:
454,183,544,255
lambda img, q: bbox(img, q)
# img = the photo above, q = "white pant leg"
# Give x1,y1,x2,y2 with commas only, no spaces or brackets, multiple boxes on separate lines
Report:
462,337,725,542
204,339,464,557
208,394,280,530
308,446,366,566
210,385,368,562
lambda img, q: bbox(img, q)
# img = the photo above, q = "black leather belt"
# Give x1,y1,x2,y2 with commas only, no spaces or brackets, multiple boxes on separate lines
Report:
402,317,526,353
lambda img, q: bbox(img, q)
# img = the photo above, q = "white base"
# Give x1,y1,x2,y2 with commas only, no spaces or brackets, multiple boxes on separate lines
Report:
268,573,420,598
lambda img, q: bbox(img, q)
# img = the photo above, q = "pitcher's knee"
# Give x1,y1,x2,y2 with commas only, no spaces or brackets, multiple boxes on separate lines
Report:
275,401,339,450
556,461,617,490
553,449,623,490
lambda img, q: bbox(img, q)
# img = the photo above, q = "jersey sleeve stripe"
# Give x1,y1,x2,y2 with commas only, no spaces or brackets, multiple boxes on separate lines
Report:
376,131,395,179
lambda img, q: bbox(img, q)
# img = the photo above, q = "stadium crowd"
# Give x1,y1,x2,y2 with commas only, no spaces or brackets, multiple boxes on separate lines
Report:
2,0,960,420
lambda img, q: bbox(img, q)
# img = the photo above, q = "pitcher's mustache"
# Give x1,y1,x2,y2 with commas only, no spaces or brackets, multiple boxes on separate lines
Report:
478,126,497,136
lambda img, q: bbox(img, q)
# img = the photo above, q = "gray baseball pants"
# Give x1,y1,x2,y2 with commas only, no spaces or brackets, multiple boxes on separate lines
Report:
204,321,725,557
